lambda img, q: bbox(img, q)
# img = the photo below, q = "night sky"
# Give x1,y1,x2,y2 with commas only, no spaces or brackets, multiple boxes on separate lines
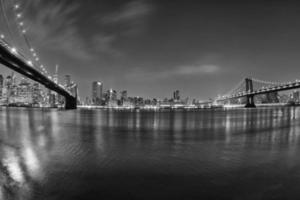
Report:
1,0,300,100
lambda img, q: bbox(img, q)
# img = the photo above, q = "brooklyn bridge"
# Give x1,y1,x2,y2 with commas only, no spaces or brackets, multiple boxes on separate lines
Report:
0,1,77,109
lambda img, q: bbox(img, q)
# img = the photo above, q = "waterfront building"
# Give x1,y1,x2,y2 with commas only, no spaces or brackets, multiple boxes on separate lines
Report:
173,90,180,101
291,90,300,103
0,74,3,99
4,75,13,103
266,92,279,103
92,81,103,105
53,65,59,84
15,79,33,105
120,90,128,106
120,90,128,101
133,97,144,107
49,93,56,107
104,89,117,107
32,83,43,106
65,75,71,87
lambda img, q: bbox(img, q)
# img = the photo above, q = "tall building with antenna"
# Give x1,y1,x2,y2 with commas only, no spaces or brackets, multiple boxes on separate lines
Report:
53,65,59,84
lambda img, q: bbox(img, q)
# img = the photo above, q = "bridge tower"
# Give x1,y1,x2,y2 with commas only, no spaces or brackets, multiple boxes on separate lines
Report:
65,96,77,109
245,78,256,108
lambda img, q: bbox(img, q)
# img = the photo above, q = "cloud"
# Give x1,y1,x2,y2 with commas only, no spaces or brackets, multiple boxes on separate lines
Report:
174,65,220,75
93,34,122,57
22,1,92,61
126,63,221,81
91,0,154,57
101,0,154,35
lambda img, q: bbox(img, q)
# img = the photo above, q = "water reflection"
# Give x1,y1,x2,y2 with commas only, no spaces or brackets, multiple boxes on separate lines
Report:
1,107,300,199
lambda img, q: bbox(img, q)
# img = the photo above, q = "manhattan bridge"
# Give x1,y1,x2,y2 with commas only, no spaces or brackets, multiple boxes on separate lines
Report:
0,0,76,109
217,78,300,108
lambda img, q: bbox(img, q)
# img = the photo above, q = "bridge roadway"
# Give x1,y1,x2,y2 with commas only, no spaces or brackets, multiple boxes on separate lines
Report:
219,81,300,101
0,40,77,109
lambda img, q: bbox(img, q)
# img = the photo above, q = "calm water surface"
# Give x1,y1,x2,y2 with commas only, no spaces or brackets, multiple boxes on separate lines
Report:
1,107,300,200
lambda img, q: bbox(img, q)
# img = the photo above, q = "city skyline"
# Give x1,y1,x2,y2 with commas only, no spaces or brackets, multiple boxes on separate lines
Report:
2,1,300,100
2,2,300,200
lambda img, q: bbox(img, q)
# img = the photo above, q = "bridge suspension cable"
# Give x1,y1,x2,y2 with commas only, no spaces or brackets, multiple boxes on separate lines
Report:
5,0,52,79
223,78,246,97
0,0,14,44
250,78,287,86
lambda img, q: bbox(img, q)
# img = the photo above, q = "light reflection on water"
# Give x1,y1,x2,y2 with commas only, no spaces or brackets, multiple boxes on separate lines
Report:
1,107,300,199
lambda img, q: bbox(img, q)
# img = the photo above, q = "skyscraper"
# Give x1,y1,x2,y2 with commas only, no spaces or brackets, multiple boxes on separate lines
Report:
65,75,71,87
4,75,13,103
0,74,3,99
16,79,32,104
173,90,180,101
92,81,103,105
32,83,42,106
120,90,128,101
53,65,59,84
106,89,117,107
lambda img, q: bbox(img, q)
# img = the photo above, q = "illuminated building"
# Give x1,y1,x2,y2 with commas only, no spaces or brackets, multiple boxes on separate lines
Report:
53,65,59,84
32,83,42,106
105,89,117,107
4,75,13,103
65,75,71,87
92,81,103,105
0,74,3,98
14,79,33,104
173,90,180,101
120,90,127,101
291,90,300,103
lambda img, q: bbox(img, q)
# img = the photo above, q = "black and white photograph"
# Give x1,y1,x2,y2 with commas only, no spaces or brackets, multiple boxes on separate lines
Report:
1,0,300,199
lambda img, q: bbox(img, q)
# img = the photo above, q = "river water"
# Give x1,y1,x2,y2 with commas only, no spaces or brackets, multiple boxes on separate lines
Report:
1,107,300,200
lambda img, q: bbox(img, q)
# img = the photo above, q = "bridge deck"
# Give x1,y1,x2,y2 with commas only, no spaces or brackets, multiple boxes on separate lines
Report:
0,39,76,109
219,82,300,101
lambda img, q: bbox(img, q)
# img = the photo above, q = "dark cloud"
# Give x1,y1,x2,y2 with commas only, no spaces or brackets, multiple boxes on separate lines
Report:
24,1,92,61
101,0,154,35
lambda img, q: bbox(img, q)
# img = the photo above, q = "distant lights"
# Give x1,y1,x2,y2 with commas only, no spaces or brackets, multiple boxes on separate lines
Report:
0,34,4,39
16,13,22,18
22,29,26,34
14,4,20,9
